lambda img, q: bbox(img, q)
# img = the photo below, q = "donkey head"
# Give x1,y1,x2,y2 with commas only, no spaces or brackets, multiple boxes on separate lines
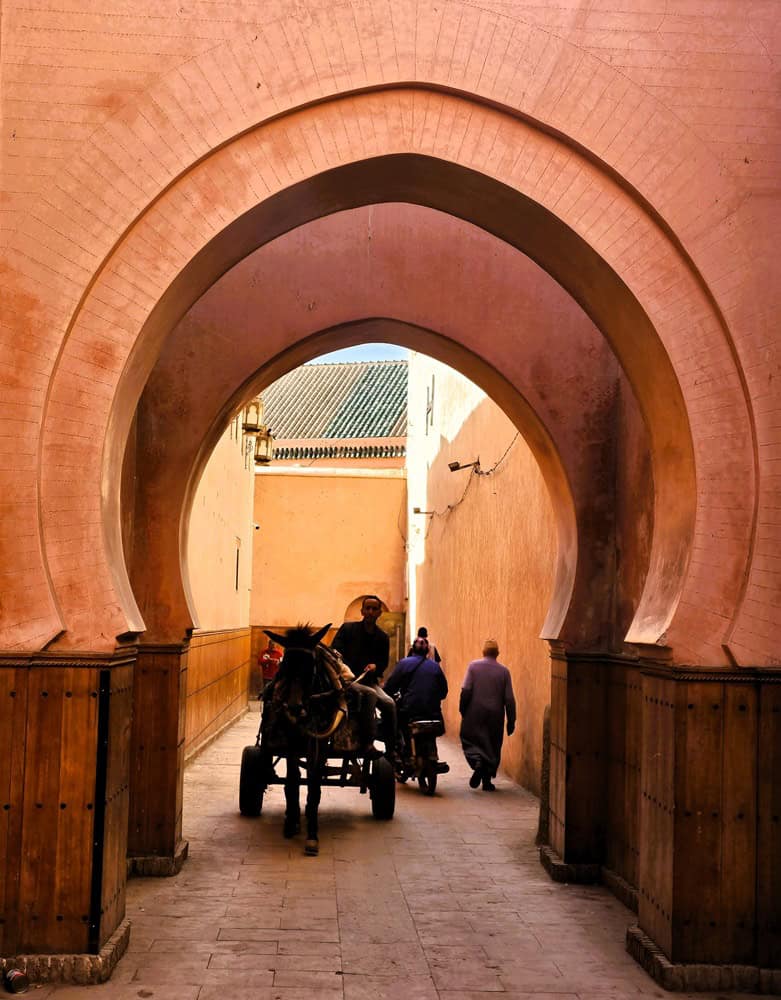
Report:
263,624,332,724
263,623,331,651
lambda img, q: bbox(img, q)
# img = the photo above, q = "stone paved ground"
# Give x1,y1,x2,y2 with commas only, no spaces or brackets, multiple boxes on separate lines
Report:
40,712,762,1000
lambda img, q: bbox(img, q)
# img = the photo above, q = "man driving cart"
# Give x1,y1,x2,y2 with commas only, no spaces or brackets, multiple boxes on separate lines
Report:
331,595,399,767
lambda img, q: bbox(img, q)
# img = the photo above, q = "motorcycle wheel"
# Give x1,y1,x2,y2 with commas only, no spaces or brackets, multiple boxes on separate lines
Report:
239,745,266,816
417,758,438,796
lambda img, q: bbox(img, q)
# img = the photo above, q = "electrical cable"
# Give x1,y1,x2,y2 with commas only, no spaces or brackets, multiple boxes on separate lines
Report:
423,431,520,537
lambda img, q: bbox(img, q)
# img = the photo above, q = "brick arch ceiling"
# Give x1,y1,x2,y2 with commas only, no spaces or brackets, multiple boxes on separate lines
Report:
0,13,767,661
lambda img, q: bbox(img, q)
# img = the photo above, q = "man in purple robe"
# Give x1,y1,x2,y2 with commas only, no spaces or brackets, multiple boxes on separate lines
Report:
459,639,516,791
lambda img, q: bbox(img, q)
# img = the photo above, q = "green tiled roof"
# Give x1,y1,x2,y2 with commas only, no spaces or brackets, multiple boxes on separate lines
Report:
261,361,408,440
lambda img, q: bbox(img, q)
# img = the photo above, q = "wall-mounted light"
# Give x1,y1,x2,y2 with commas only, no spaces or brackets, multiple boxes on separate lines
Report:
412,506,434,515
448,458,480,473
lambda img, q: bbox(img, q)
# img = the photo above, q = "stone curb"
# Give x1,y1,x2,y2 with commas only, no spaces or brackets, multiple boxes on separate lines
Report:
539,844,601,884
626,924,781,994
127,838,189,878
0,918,130,985
601,865,639,913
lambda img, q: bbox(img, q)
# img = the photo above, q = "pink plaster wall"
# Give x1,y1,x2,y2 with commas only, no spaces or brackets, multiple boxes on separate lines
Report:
410,376,557,793
0,1,778,669
251,470,407,628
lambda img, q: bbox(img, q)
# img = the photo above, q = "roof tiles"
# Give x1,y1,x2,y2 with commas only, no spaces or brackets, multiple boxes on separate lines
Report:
262,361,408,441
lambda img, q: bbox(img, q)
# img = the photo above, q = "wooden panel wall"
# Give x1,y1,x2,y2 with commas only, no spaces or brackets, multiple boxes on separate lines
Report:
638,673,675,959
98,665,133,947
758,681,781,967
674,679,756,964
563,659,607,864
0,658,133,956
185,628,251,759
18,666,98,954
718,682,757,963
0,664,30,956
606,663,641,888
128,645,186,858
548,656,567,858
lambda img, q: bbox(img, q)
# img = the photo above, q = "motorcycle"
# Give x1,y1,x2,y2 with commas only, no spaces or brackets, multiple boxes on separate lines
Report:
395,717,449,795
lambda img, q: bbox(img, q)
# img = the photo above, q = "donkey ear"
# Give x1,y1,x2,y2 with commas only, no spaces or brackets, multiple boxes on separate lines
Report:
264,628,288,646
311,623,332,646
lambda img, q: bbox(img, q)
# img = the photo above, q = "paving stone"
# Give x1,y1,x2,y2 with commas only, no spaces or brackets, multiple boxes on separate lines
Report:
208,950,342,971
148,937,278,955
342,973,439,999
272,968,345,989
277,940,342,957
341,940,429,975
43,714,766,999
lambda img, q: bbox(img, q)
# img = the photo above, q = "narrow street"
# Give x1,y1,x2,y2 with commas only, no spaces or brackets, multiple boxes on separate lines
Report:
43,713,760,999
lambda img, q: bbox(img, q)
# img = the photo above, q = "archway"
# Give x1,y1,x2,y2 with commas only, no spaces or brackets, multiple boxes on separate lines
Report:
1,57,773,980
127,199,652,657
118,194,653,945
27,95,740,658
88,135,713,659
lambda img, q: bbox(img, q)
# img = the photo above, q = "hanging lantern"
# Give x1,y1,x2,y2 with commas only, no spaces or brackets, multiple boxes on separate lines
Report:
242,397,263,435
254,426,274,464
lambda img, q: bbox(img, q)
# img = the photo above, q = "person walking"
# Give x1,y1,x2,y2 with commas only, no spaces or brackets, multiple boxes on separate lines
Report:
459,639,516,791
407,626,442,664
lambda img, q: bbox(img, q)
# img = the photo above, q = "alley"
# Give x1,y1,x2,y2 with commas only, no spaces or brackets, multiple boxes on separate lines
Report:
42,713,761,1000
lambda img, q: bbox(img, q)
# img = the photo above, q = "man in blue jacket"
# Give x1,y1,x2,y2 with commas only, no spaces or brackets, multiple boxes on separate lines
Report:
384,637,448,763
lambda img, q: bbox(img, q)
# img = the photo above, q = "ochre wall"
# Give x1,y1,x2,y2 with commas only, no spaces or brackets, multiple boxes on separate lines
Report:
186,417,255,631
251,469,407,628
407,356,557,794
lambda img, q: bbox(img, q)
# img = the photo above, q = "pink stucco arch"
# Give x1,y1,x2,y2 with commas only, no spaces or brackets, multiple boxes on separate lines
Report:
1,2,772,666
0,82,759,663
173,318,582,651
31,90,754,665
130,203,640,657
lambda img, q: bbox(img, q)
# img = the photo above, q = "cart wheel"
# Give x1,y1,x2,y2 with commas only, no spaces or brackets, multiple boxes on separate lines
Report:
239,745,266,817
418,758,438,797
370,756,396,819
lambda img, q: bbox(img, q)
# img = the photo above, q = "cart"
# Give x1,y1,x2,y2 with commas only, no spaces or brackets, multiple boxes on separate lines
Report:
238,706,396,821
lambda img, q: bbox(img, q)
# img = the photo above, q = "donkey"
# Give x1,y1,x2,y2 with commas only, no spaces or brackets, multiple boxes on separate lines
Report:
261,623,347,855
